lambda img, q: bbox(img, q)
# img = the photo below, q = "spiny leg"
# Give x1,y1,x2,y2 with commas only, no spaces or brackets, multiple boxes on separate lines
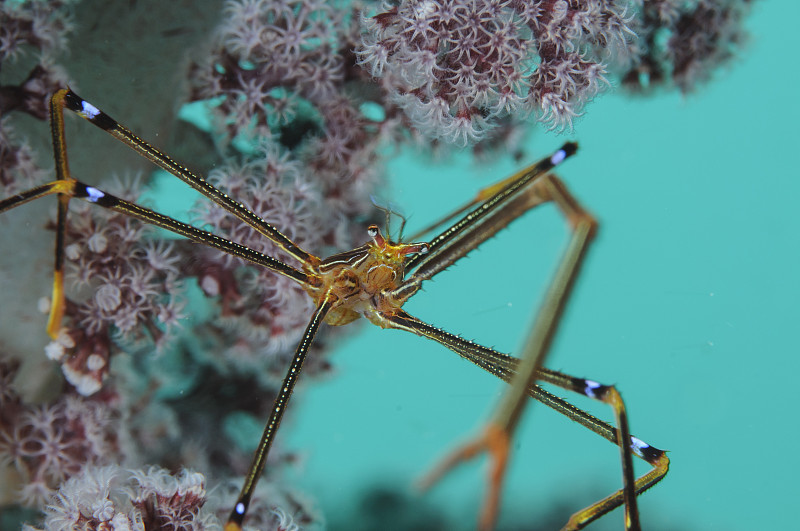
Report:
536,368,669,530
430,172,598,529
0,177,312,320
401,143,578,288
69,181,310,281
0,89,338,530
430,328,669,529
0,90,84,338
407,163,543,241
386,146,652,530
55,89,315,264
397,148,601,529
225,293,334,531
382,310,669,530
443,175,599,530
0,88,321,335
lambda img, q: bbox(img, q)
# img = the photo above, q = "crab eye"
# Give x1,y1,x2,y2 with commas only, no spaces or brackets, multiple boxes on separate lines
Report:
367,225,379,238
419,244,429,254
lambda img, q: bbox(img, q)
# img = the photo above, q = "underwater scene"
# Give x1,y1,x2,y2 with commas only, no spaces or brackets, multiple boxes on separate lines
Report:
0,1,796,530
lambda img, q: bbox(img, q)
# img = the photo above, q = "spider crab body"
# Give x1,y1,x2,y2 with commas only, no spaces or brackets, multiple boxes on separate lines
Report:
302,224,428,327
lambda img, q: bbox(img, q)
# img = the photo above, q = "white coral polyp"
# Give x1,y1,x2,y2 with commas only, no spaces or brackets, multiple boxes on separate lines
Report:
87,232,108,254
45,341,65,362
441,113,486,146
95,283,122,312
91,497,115,522
86,353,106,371
32,465,214,531
61,363,102,396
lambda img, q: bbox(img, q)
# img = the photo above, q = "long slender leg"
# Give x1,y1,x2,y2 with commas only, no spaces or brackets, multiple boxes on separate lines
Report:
535,368,667,530
381,309,669,530
484,177,601,529
1,89,334,530
387,163,653,529
0,89,321,335
0,89,85,338
405,172,601,530
66,180,310,284
401,143,577,287
55,89,315,265
418,210,595,530
1,176,313,335
406,164,544,241
225,293,334,531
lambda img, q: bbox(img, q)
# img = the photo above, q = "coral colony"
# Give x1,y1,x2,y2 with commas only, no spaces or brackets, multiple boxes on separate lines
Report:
0,0,754,529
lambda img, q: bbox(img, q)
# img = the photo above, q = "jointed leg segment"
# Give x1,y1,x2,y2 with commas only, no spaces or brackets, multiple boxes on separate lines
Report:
385,167,666,530
0,88,315,338
226,294,335,531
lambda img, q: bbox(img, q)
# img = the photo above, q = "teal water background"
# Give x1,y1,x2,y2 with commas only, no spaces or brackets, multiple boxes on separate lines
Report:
282,2,800,530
